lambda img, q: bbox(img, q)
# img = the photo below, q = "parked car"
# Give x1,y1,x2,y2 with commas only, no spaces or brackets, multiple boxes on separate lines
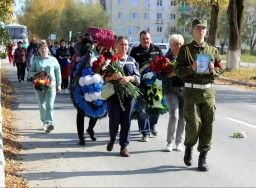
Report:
128,41,140,54
154,43,170,55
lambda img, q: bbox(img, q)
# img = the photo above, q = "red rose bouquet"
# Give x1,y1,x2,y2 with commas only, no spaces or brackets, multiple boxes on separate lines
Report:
92,55,141,110
149,56,176,74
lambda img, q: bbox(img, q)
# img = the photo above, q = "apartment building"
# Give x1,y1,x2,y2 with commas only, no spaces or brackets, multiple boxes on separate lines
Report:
101,0,190,42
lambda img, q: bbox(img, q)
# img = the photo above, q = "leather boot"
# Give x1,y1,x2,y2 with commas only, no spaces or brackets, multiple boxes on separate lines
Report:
184,147,193,166
198,151,209,171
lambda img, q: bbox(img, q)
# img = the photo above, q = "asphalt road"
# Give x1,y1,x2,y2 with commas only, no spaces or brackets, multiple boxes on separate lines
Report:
2,62,256,187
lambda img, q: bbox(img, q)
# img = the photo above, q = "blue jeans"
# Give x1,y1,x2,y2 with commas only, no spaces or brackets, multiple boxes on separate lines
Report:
107,94,135,149
137,95,159,136
35,87,56,125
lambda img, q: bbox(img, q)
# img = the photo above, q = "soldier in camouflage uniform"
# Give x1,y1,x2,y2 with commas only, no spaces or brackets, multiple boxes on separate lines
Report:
175,19,223,171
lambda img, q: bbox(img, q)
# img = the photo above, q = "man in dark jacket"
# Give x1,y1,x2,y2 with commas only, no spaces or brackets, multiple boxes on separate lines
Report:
130,30,163,142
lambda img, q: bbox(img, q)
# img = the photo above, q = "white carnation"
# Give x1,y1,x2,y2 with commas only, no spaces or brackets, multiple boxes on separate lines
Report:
78,77,85,87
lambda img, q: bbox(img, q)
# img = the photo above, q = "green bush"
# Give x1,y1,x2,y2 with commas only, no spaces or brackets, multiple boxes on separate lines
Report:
0,52,7,59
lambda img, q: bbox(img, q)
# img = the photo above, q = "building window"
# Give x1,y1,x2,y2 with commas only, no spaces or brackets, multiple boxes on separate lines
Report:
144,26,150,32
170,14,176,19
181,2,189,6
117,26,124,33
144,13,150,19
170,1,176,6
118,12,125,19
157,27,162,32
144,0,150,6
118,0,124,5
157,13,162,20
157,0,162,6
129,13,139,19
130,0,139,6
170,27,176,33
129,26,140,33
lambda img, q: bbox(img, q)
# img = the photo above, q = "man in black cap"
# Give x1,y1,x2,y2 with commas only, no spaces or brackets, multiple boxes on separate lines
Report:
175,18,223,171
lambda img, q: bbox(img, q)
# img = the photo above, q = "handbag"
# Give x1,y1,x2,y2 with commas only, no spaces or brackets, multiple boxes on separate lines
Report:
101,82,115,100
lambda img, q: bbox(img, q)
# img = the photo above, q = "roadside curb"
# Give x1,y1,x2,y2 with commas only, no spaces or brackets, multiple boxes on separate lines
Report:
0,59,5,188
217,77,256,87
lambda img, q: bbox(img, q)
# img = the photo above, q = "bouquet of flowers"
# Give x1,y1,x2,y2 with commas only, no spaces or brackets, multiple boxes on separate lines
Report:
33,71,51,91
92,55,141,111
149,56,176,74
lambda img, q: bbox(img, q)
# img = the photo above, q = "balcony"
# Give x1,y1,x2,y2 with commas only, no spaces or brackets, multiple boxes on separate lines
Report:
156,19,163,24
178,6,191,12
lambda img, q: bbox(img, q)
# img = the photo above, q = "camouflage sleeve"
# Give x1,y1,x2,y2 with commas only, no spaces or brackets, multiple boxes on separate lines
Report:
174,46,194,79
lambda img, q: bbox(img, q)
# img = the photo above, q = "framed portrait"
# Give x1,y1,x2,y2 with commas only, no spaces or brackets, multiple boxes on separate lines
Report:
196,54,210,74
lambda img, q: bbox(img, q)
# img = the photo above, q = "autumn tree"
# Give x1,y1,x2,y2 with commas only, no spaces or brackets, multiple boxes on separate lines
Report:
226,0,244,70
18,0,108,41
241,1,256,55
176,0,229,46
0,0,14,22
59,2,108,40
0,0,14,57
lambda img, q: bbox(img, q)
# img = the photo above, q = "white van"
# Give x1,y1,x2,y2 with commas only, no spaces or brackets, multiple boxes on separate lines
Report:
154,43,170,55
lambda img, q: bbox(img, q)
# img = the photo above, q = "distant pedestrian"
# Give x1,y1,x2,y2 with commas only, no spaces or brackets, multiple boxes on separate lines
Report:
28,40,61,133
13,41,26,82
175,18,224,171
56,39,70,94
7,41,14,64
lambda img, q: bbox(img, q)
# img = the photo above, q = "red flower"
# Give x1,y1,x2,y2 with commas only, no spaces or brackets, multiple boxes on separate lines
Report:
149,57,175,74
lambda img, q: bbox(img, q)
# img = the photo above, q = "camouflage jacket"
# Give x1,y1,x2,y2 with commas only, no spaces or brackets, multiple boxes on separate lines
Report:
175,41,224,84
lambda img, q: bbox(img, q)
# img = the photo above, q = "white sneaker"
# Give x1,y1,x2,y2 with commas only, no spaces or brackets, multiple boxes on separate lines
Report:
40,124,47,131
176,144,184,152
45,123,54,133
141,135,149,142
60,89,65,94
64,88,69,94
166,143,173,152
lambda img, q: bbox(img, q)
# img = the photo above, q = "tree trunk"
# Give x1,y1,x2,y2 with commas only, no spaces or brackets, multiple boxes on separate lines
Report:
207,1,219,46
226,0,244,70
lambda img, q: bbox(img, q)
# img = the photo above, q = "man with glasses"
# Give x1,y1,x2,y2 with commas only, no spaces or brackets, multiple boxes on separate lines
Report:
175,19,223,171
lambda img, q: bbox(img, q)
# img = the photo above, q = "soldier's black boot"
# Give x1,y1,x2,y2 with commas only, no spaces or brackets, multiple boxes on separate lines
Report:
184,147,193,166
198,151,209,171
86,117,97,141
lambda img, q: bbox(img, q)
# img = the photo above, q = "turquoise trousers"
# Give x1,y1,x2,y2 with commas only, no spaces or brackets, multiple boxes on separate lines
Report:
35,87,56,125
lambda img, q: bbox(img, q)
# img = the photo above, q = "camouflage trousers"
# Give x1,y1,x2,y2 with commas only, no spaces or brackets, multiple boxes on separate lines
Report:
183,87,216,152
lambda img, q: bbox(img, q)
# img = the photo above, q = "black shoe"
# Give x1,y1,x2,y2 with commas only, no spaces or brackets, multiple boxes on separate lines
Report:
107,140,115,151
86,129,97,141
151,127,158,136
198,152,209,171
78,139,86,146
19,79,21,82
184,147,193,166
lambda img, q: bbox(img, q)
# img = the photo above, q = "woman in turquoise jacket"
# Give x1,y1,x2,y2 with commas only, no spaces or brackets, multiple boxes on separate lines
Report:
29,40,61,133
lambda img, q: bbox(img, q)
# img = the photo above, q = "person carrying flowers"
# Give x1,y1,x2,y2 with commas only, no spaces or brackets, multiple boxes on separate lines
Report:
70,35,108,146
29,40,61,133
157,34,185,152
92,36,140,157
130,30,164,142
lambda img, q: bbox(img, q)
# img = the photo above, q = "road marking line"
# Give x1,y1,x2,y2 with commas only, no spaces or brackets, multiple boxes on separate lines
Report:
227,117,256,129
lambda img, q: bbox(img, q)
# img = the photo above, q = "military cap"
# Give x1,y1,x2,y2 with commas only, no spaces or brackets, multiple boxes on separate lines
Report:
192,19,207,27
